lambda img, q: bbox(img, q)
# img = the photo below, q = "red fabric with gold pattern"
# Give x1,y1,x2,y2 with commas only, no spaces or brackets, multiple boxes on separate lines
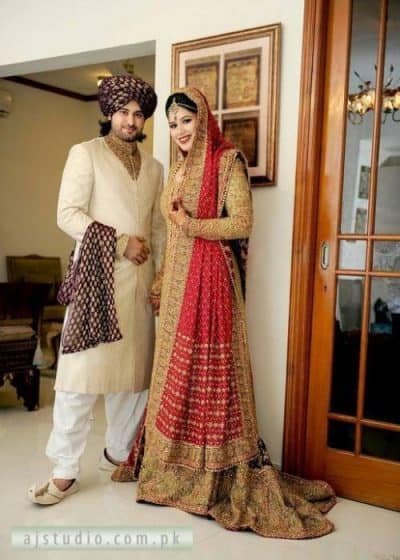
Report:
155,93,242,446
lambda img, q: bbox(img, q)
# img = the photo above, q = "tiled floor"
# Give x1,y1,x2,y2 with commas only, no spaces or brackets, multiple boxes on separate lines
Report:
1,378,399,560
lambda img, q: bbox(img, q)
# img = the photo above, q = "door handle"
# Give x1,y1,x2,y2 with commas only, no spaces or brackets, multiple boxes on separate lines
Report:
320,241,330,270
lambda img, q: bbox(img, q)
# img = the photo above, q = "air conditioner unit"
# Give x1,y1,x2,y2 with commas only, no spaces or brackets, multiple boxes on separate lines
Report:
0,89,12,117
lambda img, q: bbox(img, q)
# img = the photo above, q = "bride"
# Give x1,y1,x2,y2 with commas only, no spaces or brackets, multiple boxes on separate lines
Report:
113,86,336,539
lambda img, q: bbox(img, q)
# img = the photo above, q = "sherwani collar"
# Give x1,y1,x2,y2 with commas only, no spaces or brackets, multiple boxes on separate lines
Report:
105,131,142,181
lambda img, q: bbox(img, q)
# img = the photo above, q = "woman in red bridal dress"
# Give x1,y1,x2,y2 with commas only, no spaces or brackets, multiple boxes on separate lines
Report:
112,87,336,539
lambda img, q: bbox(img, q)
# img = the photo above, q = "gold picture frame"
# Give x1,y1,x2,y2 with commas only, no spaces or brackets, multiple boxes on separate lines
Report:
171,24,281,186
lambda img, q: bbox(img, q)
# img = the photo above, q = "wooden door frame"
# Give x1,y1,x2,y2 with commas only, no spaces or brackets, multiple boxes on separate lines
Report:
282,0,330,474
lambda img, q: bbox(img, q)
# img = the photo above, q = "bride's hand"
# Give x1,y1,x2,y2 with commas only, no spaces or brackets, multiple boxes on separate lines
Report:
169,199,189,227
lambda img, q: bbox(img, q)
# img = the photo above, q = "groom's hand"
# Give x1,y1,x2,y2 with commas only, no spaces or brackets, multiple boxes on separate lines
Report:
124,235,150,265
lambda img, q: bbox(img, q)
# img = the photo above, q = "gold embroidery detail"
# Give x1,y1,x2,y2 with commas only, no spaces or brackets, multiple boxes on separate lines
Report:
105,131,142,180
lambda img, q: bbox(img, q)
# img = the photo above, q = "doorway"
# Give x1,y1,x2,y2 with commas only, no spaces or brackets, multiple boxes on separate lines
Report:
284,0,400,510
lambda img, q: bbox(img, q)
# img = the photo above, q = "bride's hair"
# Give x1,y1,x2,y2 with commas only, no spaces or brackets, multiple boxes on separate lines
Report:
165,92,198,116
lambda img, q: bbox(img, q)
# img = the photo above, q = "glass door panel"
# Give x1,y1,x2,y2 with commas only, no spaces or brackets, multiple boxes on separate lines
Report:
375,0,400,234
364,277,400,424
340,0,380,234
330,276,364,416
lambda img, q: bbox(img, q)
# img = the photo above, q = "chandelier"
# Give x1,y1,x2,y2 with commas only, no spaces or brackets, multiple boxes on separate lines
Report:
97,60,136,88
347,65,400,124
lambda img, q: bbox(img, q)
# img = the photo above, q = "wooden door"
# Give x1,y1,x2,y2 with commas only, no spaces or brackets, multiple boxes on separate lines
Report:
304,0,400,510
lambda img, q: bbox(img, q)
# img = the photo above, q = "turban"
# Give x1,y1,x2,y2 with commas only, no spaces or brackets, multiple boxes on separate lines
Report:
98,75,157,119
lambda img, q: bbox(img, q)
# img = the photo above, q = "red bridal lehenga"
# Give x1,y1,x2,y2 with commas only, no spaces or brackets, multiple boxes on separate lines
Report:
112,87,336,538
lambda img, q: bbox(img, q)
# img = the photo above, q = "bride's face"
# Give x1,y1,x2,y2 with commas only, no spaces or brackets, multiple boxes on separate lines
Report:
168,107,198,153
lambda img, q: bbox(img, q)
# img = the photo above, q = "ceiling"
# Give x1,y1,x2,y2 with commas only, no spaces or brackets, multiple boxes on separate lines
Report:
20,56,155,96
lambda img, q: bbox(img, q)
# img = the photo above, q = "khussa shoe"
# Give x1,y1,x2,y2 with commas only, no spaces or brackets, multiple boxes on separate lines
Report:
28,479,79,505
98,448,122,472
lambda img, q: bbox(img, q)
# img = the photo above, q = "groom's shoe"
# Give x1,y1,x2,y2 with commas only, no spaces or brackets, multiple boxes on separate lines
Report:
98,448,121,472
28,479,79,505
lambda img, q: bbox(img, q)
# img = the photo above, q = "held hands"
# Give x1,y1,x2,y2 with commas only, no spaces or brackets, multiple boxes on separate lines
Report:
148,270,163,316
123,235,150,265
169,198,189,228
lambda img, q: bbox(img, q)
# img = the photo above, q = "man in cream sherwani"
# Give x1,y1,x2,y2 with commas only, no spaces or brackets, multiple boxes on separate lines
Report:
28,75,165,505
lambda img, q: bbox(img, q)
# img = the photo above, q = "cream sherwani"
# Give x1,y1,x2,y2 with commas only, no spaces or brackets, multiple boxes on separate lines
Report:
55,137,165,394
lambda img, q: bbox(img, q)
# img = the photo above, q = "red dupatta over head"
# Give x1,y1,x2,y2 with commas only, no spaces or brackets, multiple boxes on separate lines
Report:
155,88,248,456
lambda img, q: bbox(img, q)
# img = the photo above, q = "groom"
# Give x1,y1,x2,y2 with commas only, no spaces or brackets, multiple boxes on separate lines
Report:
28,74,165,505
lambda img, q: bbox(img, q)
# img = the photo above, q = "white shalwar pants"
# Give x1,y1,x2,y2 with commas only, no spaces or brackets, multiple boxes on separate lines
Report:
46,389,148,479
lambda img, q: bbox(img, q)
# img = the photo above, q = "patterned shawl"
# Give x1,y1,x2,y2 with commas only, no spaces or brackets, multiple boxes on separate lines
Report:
58,221,122,354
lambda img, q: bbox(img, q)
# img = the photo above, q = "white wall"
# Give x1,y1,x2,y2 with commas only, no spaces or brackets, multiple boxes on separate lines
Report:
0,0,305,466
